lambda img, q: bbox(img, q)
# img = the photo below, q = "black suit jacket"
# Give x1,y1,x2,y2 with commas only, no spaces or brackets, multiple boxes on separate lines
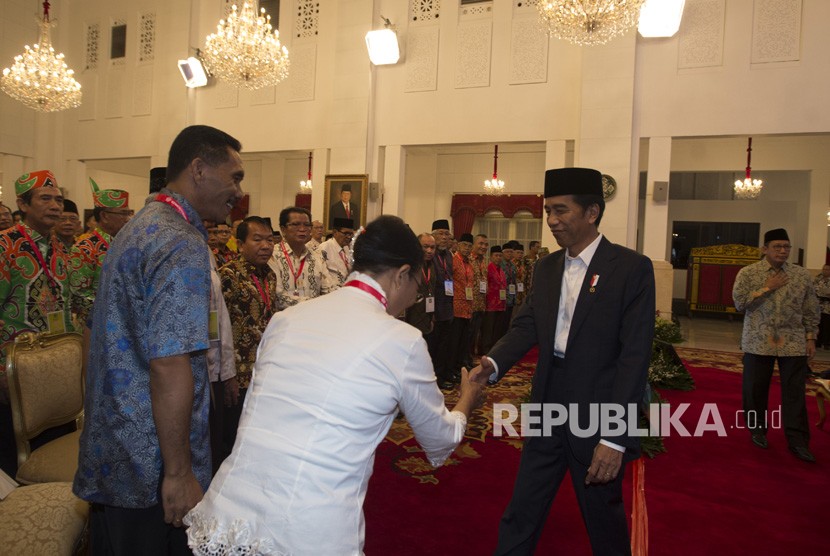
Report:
489,236,655,464
329,202,359,227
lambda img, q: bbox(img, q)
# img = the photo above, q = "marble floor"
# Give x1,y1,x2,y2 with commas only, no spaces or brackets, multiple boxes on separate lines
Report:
676,315,830,362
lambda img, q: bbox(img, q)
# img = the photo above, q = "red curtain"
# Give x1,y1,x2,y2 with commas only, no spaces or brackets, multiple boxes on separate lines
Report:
450,193,544,239
452,208,476,238
295,193,311,211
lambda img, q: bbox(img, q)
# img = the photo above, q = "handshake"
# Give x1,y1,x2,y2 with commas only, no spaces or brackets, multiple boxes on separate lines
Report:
453,357,497,414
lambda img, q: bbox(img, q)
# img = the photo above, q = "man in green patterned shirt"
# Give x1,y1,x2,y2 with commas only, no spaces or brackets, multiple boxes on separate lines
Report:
67,179,132,326
732,228,820,462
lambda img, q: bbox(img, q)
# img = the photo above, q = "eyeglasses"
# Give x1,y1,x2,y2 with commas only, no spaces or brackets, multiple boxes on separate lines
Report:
286,222,312,229
59,215,80,222
103,210,134,217
769,244,792,251
336,229,354,238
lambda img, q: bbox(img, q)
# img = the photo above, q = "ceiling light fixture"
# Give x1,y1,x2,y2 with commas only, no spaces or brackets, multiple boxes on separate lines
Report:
202,1,290,90
537,0,647,47
484,145,505,196
300,152,313,192
0,1,82,112
734,137,763,200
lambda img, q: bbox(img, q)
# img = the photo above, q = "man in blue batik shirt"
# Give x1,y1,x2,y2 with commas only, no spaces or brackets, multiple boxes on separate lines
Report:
74,125,245,555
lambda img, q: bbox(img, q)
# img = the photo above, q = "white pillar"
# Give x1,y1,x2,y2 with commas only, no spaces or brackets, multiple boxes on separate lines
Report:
382,145,405,218
807,169,830,270
643,137,671,261
642,136,674,319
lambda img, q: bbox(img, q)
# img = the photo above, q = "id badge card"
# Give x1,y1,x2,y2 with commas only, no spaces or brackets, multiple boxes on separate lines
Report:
517,282,524,293
479,280,487,294
47,311,66,334
444,280,454,296
209,310,220,341
465,286,474,301
499,289,507,301
425,296,435,313
508,284,516,295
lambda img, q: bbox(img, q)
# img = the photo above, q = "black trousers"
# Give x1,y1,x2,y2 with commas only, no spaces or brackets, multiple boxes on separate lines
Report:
222,387,249,460
448,316,471,374
468,310,485,360
818,313,830,348
494,427,631,556
480,311,503,355
90,503,191,555
741,353,809,447
426,319,454,382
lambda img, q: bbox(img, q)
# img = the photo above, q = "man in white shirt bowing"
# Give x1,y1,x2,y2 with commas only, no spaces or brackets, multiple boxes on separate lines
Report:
319,217,354,286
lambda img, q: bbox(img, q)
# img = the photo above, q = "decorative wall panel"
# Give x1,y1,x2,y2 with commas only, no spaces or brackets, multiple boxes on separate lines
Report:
105,70,124,118
296,0,320,38
250,85,276,105
132,65,153,116
405,26,440,92
455,20,492,89
751,0,801,63
509,17,548,84
215,82,239,109
139,12,155,63
678,0,725,69
85,23,100,70
287,43,317,102
410,0,440,23
78,74,97,121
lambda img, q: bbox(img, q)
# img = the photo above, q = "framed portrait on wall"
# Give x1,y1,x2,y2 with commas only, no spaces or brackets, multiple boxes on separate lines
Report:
323,174,368,230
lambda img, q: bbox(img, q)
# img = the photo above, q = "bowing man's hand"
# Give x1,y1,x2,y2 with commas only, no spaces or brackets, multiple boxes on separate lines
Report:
468,356,496,386
457,368,487,414
585,443,623,485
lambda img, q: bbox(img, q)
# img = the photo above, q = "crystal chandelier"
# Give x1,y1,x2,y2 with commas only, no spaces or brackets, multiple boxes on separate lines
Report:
538,0,647,46
202,1,290,90
734,137,763,200
300,152,313,192
484,145,505,196
0,1,82,112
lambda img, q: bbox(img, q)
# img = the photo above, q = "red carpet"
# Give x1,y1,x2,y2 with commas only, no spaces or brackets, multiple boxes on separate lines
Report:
363,348,827,555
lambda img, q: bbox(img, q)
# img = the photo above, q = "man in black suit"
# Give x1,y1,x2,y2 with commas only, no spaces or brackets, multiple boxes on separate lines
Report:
329,183,359,228
477,167,655,555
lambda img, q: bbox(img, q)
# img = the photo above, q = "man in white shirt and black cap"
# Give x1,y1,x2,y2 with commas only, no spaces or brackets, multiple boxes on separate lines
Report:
320,217,354,286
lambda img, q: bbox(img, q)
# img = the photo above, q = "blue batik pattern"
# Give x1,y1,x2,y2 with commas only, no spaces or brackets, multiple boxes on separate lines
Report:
73,191,212,508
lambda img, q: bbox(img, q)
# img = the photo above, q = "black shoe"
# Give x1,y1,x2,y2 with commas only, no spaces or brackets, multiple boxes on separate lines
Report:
751,433,768,449
438,380,455,390
789,446,816,463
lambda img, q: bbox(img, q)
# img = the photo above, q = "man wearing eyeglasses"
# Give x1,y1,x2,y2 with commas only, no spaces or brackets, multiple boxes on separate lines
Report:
68,180,133,327
320,217,355,286
269,206,335,309
733,228,820,463
207,222,236,267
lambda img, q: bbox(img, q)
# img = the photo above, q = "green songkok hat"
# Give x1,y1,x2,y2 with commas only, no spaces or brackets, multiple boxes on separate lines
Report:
89,178,129,208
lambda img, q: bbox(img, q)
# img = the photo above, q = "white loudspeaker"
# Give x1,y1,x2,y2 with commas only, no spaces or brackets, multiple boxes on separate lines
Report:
369,182,380,201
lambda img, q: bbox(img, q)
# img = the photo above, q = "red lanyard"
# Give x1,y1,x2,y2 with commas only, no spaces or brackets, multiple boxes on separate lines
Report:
344,280,387,309
280,242,307,291
436,252,450,279
338,248,349,267
422,266,431,285
154,194,190,223
92,229,110,249
17,224,58,288
251,274,271,308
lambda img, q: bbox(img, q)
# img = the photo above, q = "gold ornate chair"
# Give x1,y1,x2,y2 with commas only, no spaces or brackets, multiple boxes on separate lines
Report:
5,331,84,484
0,480,89,555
